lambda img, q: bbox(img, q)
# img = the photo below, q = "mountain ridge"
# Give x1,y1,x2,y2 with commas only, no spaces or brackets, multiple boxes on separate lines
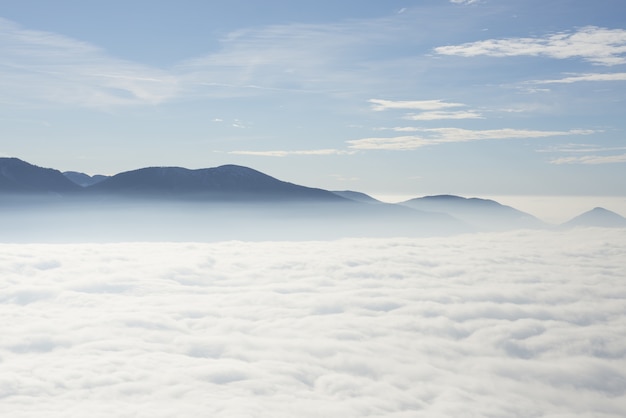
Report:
86,164,346,202
1,158,624,233
399,194,546,231
0,157,81,194
63,171,108,187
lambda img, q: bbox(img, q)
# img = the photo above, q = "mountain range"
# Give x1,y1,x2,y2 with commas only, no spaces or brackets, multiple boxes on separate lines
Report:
0,157,80,193
0,157,624,241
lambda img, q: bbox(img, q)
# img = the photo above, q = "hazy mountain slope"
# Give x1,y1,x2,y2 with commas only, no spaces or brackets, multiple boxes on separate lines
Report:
400,194,545,231
0,157,80,194
87,164,346,202
332,190,382,204
63,171,108,187
561,207,626,228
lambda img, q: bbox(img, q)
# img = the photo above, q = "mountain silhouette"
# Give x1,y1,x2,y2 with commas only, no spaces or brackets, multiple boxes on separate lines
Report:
12,156,626,241
86,164,346,202
63,171,108,187
0,158,473,240
400,194,545,231
561,207,626,228
0,158,80,194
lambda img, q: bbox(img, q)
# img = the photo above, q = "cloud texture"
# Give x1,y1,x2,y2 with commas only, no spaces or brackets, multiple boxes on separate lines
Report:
348,128,593,150
1,229,625,417
435,26,626,66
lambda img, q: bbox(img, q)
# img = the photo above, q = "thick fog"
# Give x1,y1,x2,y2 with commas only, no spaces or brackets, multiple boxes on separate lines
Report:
1,228,625,417
0,197,468,242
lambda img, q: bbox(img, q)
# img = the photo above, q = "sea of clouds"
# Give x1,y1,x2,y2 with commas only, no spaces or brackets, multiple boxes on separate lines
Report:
1,228,625,417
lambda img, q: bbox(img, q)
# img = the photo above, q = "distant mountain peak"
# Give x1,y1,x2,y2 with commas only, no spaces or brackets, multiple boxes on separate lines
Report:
400,194,544,231
0,157,80,193
562,207,626,228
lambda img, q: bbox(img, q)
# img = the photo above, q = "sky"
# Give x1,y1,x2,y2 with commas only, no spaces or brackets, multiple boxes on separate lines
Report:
1,0,626,200
1,229,625,417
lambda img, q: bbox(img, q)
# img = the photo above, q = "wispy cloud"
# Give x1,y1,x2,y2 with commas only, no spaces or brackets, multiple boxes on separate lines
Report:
0,18,179,107
348,128,594,150
539,143,626,165
369,99,464,111
550,154,626,164
229,149,354,157
0,14,426,108
370,99,482,120
531,72,626,84
404,110,484,120
538,143,624,153
177,17,421,98
435,26,626,66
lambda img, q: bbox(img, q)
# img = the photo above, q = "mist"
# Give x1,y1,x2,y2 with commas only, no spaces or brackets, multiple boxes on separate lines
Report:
0,194,468,242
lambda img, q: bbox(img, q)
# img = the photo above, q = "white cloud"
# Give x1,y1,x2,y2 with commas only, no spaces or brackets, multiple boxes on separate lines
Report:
538,143,626,153
435,26,626,66
532,72,626,84
228,149,354,157
550,153,626,164
370,99,482,121
404,110,484,120
369,99,464,111
348,128,593,150
539,144,626,165
450,0,479,4
0,229,625,417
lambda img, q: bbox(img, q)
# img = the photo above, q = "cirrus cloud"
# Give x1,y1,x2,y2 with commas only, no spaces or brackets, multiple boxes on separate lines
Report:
435,26,626,66
532,72,626,84
550,153,626,165
404,110,484,121
0,18,179,107
228,149,355,157
348,128,594,150
368,99,465,112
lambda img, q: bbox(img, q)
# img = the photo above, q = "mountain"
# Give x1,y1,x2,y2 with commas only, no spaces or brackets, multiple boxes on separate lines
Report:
0,157,80,194
332,190,382,204
86,164,347,202
63,171,108,187
400,194,545,231
561,207,626,228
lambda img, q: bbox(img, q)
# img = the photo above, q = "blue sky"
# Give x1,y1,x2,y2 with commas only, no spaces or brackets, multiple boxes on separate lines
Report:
1,0,625,199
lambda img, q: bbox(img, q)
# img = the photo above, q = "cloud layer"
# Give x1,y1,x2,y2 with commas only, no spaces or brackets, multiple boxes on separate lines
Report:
1,229,625,417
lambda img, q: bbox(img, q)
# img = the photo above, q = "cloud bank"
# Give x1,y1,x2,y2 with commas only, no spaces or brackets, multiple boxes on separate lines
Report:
1,229,625,417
